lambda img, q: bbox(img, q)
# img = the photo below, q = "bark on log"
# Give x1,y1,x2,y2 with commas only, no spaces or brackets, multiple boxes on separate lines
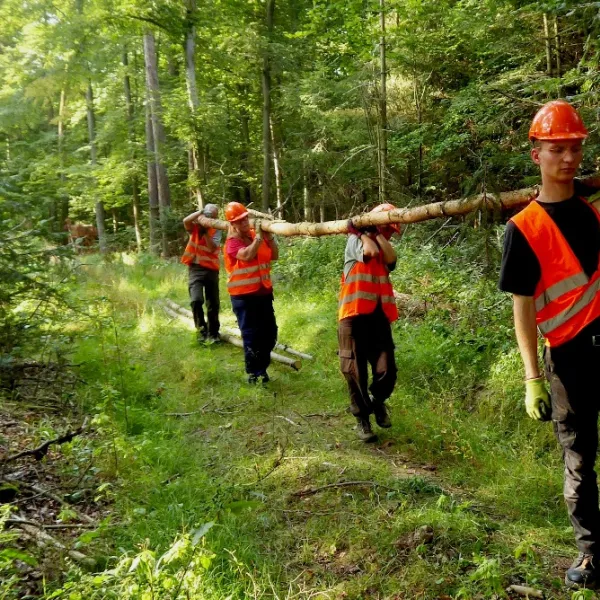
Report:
196,175,600,237
159,301,301,370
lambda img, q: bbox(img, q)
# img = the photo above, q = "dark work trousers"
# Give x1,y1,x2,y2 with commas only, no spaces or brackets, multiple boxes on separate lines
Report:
338,304,397,418
230,292,277,377
188,265,220,338
544,325,600,556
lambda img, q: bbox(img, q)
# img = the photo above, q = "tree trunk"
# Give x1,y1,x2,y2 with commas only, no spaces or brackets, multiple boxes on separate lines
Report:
554,16,561,78
145,100,160,253
240,94,253,204
112,207,119,233
543,13,552,76
184,0,204,209
122,50,143,252
303,162,311,221
86,81,107,253
57,88,69,230
143,31,171,256
196,176,600,237
379,0,387,202
261,0,275,213
270,117,283,217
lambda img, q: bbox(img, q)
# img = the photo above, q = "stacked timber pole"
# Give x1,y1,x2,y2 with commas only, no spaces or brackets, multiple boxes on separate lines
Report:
198,175,600,237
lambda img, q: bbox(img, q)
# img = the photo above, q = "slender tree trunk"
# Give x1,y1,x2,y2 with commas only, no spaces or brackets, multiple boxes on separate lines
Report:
261,0,275,212
86,81,107,253
184,0,204,208
145,100,160,253
379,0,387,202
270,117,283,217
143,31,171,256
543,13,552,76
57,88,69,230
112,207,119,233
303,161,310,221
240,93,253,204
554,16,561,78
123,50,143,252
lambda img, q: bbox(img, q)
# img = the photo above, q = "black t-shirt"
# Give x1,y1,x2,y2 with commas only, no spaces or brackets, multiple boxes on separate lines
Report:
499,196,600,296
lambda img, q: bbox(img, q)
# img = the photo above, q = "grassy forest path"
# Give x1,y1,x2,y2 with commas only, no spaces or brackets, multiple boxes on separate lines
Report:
36,251,595,599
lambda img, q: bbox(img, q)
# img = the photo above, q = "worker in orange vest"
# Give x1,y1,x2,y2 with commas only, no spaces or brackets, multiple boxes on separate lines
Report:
500,100,600,589
339,204,401,442
224,202,279,384
181,204,222,343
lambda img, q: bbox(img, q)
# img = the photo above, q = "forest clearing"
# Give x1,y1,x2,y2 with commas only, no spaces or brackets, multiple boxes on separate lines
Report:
3,0,600,598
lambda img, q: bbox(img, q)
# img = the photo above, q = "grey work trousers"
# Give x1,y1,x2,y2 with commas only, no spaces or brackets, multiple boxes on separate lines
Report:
188,265,220,338
545,324,600,556
338,305,397,418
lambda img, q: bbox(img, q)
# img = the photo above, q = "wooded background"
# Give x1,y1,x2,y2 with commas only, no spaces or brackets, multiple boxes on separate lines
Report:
1,0,600,255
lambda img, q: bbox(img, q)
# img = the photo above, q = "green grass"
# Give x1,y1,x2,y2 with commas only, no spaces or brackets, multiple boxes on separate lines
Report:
36,243,595,599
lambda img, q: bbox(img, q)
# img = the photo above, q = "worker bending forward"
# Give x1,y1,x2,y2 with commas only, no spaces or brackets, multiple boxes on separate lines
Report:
224,202,279,384
500,100,600,589
339,204,400,442
181,204,222,343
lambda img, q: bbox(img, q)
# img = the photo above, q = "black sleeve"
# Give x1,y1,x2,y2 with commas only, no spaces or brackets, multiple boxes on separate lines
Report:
498,221,541,296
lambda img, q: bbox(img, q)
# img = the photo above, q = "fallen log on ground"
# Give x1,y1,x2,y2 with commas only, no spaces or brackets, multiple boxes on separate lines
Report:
159,301,301,371
197,175,600,237
162,298,312,360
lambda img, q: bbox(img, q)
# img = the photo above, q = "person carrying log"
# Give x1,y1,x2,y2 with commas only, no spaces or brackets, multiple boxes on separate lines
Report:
339,203,401,443
224,202,279,384
499,100,600,590
181,204,222,343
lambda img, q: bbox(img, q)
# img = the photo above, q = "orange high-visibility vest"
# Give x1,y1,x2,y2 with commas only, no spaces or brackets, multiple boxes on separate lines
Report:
511,199,600,347
338,251,398,323
181,226,220,270
224,231,273,296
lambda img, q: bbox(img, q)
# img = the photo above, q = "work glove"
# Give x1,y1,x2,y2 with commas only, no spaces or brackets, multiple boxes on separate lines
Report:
525,377,551,421
255,220,264,241
347,219,362,237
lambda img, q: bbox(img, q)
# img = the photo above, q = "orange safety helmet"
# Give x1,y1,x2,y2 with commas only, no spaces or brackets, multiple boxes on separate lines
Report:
370,203,400,233
225,201,249,222
528,100,588,141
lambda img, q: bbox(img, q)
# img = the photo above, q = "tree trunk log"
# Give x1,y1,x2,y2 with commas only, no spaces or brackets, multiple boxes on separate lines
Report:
159,300,301,370
198,179,600,237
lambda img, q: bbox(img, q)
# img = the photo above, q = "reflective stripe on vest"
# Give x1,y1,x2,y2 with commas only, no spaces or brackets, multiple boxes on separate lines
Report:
224,231,273,296
511,199,600,347
338,252,398,323
181,227,220,270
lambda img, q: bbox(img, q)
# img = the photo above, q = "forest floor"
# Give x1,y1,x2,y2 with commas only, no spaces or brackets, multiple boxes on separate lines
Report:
1,248,596,600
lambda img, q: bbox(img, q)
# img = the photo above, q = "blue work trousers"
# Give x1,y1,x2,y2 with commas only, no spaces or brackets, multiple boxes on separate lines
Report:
230,293,278,377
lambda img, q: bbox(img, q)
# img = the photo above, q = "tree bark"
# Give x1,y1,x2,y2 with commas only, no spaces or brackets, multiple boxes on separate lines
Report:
379,0,387,202
303,162,311,221
143,31,171,256
85,81,107,253
145,100,160,253
261,0,275,213
123,50,143,252
184,0,204,209
554,16,561,78
57,88,69,230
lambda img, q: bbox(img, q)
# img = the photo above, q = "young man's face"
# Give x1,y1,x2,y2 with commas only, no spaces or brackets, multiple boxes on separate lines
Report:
531,139,583,183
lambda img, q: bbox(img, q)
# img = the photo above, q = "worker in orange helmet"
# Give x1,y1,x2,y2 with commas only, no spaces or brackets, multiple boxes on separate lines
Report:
499,100,600,589
224,202,279,384
181,203,222,343
339,203,402,442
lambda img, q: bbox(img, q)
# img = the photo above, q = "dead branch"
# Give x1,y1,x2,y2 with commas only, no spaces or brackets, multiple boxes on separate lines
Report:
302,411,345,419
1,418,89,464
506,584,544,598
291,480,396,498
163,404,209,417
9,480,96,525
275,415,300,426
6,518,96,530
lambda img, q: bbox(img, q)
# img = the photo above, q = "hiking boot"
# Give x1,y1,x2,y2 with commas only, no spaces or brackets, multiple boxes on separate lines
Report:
374,404,392,428
566,553,598,588
196,329,208,344
356,417,377,443
206,335,221,344
261,372,270,384
248,374,259,385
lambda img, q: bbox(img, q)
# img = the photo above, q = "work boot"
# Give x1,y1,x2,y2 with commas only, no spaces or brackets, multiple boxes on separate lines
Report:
261,372,270,384
247,374,259,385
196,329,208,344
566,553,598,588
206,334,221,344
373,403,392,428
356,417,377,443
